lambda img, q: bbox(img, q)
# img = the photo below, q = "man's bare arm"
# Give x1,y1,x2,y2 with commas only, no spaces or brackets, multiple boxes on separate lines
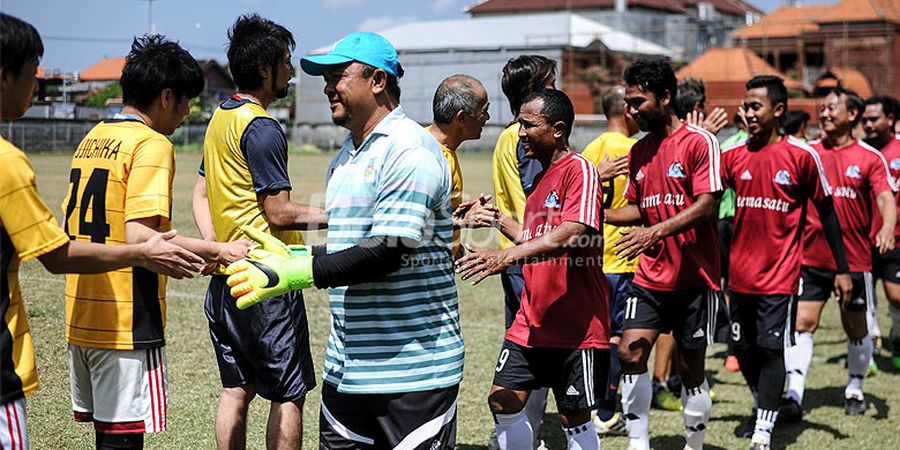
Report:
261,190,328,230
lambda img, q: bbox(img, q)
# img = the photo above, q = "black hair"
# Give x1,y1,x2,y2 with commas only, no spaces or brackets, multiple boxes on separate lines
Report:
120,35,204,110
674,78,706,119
746,75,788,111
521,88,575,140
501,55,557,117
360,63,404,102
227,14,296,91
783,110,810,136
865,96,898,120
0,13,44,77
623,58,677,105
826,86,864,127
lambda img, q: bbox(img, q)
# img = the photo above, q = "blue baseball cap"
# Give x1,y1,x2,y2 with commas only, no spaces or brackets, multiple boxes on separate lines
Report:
301,32,400,78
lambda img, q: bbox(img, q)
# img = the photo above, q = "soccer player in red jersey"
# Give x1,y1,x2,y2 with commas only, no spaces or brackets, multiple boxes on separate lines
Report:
722,76,852,450
457,89,609,450
783,88,897,419
862,96,900,370
604,59,721,450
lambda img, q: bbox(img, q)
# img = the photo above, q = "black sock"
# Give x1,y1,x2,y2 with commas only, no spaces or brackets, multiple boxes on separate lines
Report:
96,432,144,450
756,347,786,411
736,347,762,389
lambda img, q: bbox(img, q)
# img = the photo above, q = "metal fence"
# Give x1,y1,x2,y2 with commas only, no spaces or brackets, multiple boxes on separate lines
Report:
0,120,212,153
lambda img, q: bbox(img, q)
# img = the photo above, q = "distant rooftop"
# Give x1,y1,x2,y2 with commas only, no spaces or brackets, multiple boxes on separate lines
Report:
465,0,761,16
311,12,672,57
676,47,806,90
733,0,900,40
79,57,126,81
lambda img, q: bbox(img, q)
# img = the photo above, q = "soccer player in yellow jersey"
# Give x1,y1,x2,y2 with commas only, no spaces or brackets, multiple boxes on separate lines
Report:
487,55,557,449
427,74,496,258
580,86,640,435
191,15,326,449
62,36,250,449
0,14,205,450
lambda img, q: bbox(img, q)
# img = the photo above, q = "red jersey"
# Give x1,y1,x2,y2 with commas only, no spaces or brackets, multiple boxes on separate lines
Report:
870,136,900,244
506,152,610,349
803,139,894,271
722,136,831,295
624,122,722,291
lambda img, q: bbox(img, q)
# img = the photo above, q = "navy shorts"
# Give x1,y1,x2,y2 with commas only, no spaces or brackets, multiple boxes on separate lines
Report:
501,264,526,329
205,275,316,403
606,273,634,337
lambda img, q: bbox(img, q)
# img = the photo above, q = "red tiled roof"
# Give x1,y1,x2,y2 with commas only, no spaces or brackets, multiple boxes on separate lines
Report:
816,0,900,24
80,57,126,81
732,4,831,39
676,47,806,90
817,67,873,97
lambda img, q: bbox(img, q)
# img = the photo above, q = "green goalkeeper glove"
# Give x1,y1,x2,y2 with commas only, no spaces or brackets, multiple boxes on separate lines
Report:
224,226,315,310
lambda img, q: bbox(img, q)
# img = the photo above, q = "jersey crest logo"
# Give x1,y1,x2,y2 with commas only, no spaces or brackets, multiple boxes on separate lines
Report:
845,165,862,179
543,190,561,209
364,157,377,178
740,170,753,180
891,158,900,170
667,162,687,178
773,170,793,186
635,169,645,181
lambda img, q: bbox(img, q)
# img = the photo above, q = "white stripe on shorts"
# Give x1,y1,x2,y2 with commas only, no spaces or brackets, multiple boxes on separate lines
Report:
394,400,457,450
320,402,375,445
0,397,28,450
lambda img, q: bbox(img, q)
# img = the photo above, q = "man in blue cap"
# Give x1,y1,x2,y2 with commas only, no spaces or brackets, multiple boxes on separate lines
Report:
283,32,461,448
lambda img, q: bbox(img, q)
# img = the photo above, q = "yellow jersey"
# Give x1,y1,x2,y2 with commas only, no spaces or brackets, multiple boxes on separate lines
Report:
0,137,69,401
62,118,173,350
491,123,542,250
581,131,638,274
202,97,303,249
426,127,463,255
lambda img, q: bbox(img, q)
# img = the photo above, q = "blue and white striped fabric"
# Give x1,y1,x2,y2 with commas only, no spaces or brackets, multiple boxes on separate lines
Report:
323,107,463,394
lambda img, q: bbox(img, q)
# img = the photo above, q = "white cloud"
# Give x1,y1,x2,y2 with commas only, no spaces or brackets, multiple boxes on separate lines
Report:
357,15,417,32
431,0,458,12
324,0,364,9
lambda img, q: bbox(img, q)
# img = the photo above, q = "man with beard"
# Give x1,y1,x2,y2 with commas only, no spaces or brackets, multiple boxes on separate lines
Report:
862,96,900,370
605,59,722,450
192,14,326,449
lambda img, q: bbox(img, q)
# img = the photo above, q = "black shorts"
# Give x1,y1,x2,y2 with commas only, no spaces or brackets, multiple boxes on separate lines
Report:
205,275,316,403
873,247,900,284
623,284,718,349
730,293,797,350
606,273,635,338
491,339,609,412
797,266,871,312
319,382,458,449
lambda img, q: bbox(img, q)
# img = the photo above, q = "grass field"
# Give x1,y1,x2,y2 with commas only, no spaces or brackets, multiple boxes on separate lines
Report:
18,149,900,449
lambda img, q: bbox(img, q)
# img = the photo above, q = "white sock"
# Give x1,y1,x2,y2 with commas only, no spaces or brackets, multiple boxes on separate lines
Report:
751,408,778,446
563,420,600,450
889,304,900,341
846,338,871,399
785,331,814,404
867,297,882,339
525,387,548,444
495,411,533,450
621,372,651,450
682,380,711,450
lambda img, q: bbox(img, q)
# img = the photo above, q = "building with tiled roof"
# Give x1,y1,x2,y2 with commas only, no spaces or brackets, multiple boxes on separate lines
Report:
465,0,762,60
79,57,127,82
733,0,900,96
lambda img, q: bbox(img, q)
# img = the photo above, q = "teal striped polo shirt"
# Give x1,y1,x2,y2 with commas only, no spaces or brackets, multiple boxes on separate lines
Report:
322,106,463,394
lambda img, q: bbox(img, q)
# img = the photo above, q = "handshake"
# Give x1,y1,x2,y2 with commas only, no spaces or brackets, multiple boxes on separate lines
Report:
223,227,316,310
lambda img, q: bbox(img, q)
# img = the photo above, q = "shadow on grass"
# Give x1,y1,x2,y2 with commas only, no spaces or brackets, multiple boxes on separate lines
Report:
802,386,890,420
647,435,728,450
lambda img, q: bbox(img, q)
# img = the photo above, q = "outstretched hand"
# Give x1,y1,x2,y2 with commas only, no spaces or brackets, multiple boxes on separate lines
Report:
455,244,511,285
140,230,203,279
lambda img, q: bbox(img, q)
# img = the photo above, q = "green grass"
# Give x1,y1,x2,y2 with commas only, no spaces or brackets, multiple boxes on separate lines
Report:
19,150,900,449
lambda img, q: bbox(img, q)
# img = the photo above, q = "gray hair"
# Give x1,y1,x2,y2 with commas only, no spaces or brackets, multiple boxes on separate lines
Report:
432,74,485,125
602,85,627,118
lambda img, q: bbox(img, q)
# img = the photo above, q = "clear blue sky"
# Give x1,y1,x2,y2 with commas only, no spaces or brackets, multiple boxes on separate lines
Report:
2,0,834,72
